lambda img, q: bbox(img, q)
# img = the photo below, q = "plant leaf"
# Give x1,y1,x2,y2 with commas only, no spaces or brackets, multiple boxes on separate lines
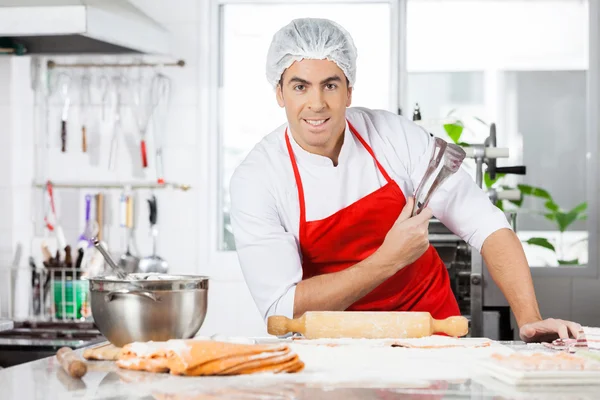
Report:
554,211,579,232
484,172,505,189
496,200,504,211
544,213,556,222
525,237,555,252
457,142,471,147
517,184,553,200
443,122,464,144
571,202,587,215
557,259,579,265
544,200,560,213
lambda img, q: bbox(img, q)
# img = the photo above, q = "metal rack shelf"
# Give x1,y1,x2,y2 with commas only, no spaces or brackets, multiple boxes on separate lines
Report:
33,181,191,191
47,59,186,69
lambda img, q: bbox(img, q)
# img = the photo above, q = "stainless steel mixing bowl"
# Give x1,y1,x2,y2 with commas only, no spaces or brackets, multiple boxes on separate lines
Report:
89,274,209,347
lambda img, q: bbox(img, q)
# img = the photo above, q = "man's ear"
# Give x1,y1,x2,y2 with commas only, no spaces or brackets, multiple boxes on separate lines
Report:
276,84,285,107
346,86,353,107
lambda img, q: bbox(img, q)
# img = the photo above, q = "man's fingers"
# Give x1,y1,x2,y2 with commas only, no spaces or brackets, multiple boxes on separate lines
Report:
520,325,536,340
415,207,433,223
556,323,570,340
565,321,583,339
398,197,415,223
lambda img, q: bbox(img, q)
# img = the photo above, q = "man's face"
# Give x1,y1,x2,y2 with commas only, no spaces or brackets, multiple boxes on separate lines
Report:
276,59,352,153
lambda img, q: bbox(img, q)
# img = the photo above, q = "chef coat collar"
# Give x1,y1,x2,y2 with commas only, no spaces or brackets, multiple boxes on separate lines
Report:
285,120,354,167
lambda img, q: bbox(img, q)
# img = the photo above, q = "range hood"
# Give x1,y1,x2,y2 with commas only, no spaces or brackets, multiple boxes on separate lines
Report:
0,0,170,55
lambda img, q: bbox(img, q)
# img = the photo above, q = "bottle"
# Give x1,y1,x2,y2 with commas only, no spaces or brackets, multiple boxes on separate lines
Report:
413,103,422,121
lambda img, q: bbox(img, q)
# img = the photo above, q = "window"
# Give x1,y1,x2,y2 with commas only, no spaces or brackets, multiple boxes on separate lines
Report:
218,2,395,250
406,0,590,267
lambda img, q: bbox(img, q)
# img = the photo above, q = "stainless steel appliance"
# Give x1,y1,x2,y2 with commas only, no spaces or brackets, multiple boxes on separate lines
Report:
0,321,104,368
423,122,527,340
0,266,105,368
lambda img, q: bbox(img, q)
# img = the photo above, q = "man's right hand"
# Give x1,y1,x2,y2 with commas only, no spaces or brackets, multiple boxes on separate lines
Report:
376,196,433,271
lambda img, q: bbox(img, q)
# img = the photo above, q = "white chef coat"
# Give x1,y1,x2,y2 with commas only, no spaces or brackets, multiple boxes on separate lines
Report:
229,107,512,322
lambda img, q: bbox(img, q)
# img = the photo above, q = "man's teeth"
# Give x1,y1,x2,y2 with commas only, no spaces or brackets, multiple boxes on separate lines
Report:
305,119,327,126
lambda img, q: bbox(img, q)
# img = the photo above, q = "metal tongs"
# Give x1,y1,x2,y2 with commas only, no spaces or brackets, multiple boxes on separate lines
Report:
412,141,466,216
412,137,447,216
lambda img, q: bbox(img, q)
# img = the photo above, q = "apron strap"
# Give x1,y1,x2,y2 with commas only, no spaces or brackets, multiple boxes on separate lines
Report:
347,120,393,183
284,119,395,230
285,129,307,241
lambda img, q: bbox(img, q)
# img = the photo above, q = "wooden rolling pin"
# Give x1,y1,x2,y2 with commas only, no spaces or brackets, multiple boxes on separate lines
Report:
56,347,87,378
267,311,469,339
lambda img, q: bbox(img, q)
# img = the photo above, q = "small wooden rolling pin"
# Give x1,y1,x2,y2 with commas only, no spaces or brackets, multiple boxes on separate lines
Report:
268,311,469,339
56,347,88,378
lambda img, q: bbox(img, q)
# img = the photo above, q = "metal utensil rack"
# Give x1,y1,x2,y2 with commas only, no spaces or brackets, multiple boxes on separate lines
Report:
0,266,93,323
33,180,192,191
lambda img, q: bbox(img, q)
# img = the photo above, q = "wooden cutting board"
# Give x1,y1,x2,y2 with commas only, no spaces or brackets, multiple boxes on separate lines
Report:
268,311,468,339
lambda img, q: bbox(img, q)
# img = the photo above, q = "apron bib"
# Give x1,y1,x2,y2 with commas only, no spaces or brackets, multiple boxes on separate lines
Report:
285,120,460,319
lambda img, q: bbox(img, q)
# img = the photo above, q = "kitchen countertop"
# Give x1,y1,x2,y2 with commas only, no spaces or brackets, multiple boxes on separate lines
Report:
0,319,14,332
1,339,600,399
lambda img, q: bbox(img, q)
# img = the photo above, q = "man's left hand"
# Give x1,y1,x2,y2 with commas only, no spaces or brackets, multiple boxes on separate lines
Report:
519,318,582,343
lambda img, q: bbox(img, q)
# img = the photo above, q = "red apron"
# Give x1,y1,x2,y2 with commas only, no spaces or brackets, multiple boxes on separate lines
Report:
285,121,460,319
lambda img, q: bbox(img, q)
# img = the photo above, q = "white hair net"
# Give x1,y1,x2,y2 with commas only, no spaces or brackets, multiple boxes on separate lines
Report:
266,18,358,89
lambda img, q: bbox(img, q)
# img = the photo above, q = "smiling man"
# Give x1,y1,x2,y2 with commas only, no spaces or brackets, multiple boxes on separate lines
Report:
230,17,581,342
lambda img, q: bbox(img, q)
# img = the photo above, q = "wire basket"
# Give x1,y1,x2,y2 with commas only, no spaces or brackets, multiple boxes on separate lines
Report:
0,266,92,322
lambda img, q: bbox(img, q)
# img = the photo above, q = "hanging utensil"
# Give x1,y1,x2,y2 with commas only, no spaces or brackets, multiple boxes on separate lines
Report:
80,74,91,153
414,144,467,215
108,76,126,170
118,193,140,273
44,181,66,251
138,195,168,274
58,73,72,153
150,73,171,184
412,137,447,217
78,194,98,249
96,193,104,242
98,74,110,123
132,72,158,169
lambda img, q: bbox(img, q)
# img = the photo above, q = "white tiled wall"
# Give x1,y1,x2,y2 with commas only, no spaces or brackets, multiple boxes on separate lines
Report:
0,0,267,336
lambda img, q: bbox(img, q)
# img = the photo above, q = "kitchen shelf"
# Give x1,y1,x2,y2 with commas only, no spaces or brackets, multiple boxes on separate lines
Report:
47,59,186,69
33,181,191,191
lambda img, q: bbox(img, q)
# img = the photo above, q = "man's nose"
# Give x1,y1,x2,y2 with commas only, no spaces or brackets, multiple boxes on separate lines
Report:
307,89,326,112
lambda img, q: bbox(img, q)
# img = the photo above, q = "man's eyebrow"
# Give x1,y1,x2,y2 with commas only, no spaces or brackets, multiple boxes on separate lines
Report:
287,76,310,85
286,75,342,86
320,76,342,84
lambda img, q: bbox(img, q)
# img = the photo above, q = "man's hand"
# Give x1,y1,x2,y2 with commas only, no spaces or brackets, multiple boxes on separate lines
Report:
375,197,433,271
519,318,582,343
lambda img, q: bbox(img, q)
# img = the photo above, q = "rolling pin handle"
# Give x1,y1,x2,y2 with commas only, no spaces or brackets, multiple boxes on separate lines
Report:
267,315,306,336
57,346,88,379
431,316,469,337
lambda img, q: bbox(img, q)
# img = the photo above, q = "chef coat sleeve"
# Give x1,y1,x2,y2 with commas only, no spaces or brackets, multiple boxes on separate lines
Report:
396,117,513,252
229,163,302,322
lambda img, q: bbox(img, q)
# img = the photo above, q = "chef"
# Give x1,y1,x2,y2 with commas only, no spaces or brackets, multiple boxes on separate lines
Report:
230,17,581,342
